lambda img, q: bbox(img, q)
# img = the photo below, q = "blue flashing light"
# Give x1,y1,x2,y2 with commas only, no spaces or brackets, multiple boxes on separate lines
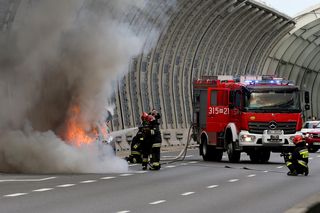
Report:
243,79,292,85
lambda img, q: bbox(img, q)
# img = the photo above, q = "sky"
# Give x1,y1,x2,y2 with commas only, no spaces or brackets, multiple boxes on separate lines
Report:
258,0,320,17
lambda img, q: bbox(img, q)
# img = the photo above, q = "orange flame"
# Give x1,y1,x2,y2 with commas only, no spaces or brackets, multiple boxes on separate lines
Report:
63,105,97,146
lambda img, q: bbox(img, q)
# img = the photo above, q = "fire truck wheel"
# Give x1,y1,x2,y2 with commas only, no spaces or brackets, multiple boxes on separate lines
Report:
200,139,222,161
308,147,319,153
200,139,211,161
227,143,240,163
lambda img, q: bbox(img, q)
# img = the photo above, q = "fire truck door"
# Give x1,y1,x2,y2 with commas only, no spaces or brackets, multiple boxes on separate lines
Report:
229,90,241,126
207,88,230,144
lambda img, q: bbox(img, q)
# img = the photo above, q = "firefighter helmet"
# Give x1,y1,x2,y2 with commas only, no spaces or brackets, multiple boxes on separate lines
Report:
147,115,155,122
293,135,304,145
141,112,149,121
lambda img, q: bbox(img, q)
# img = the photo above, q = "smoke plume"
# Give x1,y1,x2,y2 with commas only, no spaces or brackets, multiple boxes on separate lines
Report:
0,0,166,173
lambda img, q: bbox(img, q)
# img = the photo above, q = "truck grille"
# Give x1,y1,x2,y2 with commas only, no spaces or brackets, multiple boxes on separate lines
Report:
248,122,297,134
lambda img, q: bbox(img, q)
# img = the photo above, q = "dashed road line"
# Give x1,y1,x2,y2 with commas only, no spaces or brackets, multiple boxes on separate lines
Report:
181,192,195,196
277,166,284,169
80,180,97,184
247,174,256,177
165,165,176,168
228,179,239,183
207,185,219,189
4,193,28,197
33,188,54,192
56,184,75,188
101,176,116,180
0,177,56,183
309,157,313,160
134,171,148,174
149,200,166,205
120,173,134,177
188,161,199,164
116,211,130,213
263,170,269,173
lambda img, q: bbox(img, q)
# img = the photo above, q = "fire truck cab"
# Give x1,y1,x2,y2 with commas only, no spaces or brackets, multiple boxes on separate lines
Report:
192,75,310,163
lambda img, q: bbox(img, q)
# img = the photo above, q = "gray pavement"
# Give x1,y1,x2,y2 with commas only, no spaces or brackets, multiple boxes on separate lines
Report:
0,150,320,213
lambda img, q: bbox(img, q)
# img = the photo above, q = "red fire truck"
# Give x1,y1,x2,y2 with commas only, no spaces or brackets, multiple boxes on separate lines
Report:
192,75,310,163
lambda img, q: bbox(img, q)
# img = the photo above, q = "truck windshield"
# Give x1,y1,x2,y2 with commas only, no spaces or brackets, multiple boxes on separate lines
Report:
244,90,301,112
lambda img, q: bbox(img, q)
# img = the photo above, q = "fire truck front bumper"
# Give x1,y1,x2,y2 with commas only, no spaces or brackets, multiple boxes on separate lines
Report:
238,130,299,147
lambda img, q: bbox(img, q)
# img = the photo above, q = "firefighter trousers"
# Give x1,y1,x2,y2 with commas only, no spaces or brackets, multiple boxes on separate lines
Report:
286,159,309,175
150,134,162,170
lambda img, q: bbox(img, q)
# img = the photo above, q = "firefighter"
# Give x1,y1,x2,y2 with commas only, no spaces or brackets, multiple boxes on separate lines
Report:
125,112,151,167
285,135,309,176
148,109,162,170
125,129,144,163
140,112,153,170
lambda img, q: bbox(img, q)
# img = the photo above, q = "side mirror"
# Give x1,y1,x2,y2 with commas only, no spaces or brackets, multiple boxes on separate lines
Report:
305,104,310,111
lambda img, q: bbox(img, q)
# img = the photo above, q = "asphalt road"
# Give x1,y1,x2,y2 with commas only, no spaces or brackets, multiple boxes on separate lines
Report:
1,149,320,213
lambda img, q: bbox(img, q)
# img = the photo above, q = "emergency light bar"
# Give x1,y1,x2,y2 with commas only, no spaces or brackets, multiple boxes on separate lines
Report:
243,79,294,86
194,75,293,86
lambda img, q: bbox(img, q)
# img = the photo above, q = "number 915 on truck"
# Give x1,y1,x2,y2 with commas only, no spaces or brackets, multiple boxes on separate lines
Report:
192,75,310,163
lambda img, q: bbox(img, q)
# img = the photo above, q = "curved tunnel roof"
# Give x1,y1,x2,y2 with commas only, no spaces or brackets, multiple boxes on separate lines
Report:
1,0,319,146
266,5,320,119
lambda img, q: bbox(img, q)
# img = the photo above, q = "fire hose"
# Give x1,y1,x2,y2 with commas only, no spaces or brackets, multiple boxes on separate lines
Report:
159,124,195,165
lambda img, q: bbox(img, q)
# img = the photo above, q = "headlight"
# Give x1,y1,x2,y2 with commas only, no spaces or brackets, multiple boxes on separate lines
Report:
306,133,313,138
290,136,295,142
240,134,256,142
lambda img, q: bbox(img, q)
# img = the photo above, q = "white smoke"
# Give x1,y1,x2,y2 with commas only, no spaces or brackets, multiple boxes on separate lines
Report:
0,0,169,173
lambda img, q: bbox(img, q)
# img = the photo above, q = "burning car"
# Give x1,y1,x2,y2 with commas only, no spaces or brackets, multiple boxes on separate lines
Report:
301,121,320,153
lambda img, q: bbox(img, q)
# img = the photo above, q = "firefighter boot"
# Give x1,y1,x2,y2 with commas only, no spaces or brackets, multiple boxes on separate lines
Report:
287,170,298,176
149,162,161,171
304,167,309,176
125,156,133,163
142,158,148,170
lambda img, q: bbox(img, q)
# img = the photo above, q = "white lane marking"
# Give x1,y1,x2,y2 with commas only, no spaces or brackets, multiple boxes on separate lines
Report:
228,179,239,183
117,211,130,213
207,185,219,189
80,180,97,184
277,166,284,169
316,155,320,158
309,157,313,160
149,200,166,205
128,164,138,167
247,174,256,178
4,193,28,197
188,161,199,164
100,176,115,180
180,163,188,166
33,188,53,192
263,171,269,173
181,192,195,196
119,174,133,177
135,171,148,174
0,177,56,183
222,156,227,158
165,165,176,168
56,184,75,188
